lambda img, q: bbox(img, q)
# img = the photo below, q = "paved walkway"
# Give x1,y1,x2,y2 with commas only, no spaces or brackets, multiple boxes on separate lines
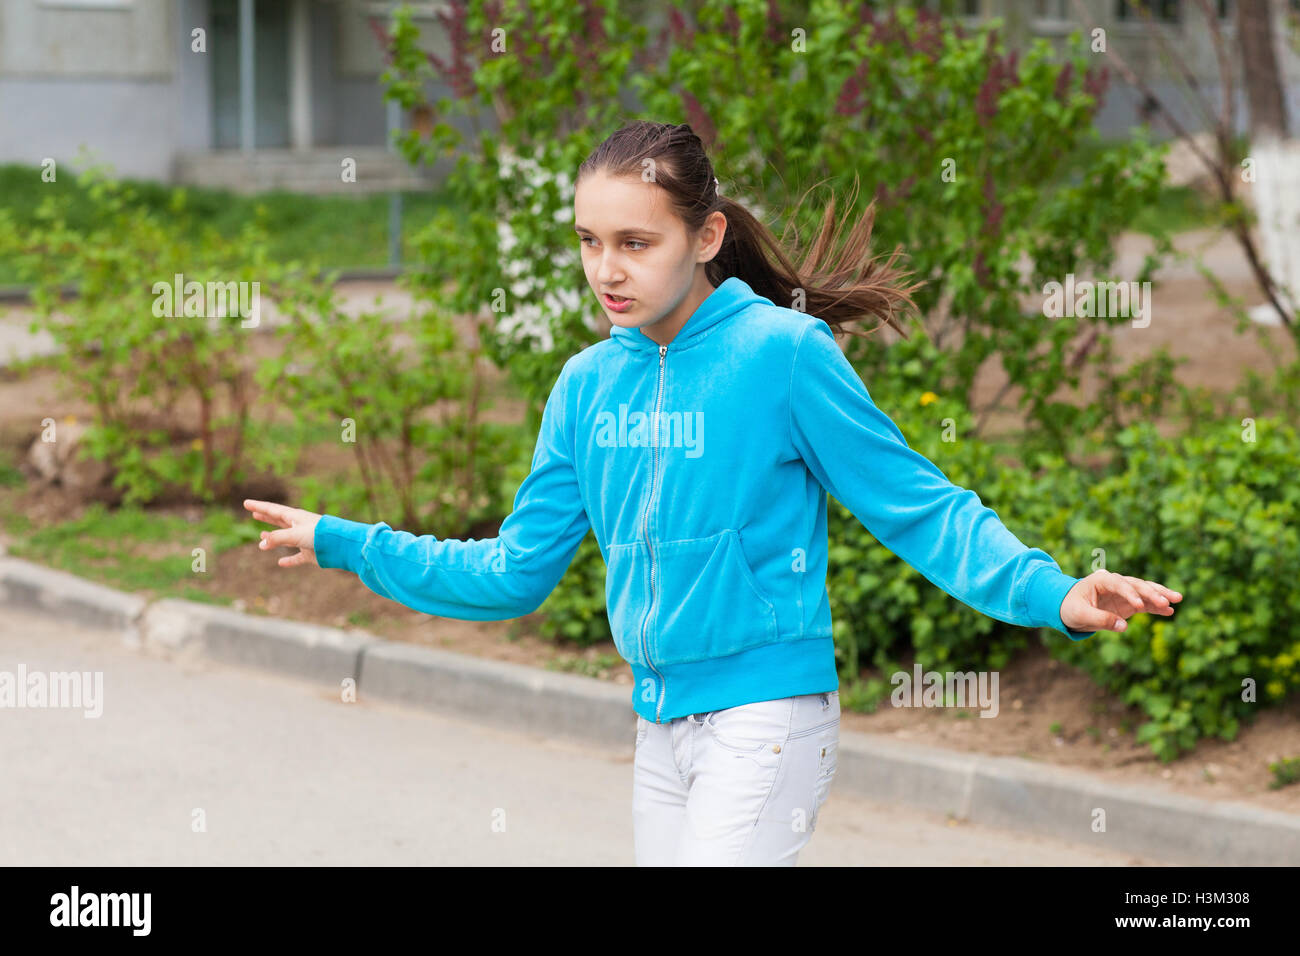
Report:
0,607,1167,865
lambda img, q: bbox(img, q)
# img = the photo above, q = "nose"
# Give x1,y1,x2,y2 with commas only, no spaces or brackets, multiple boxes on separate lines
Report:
595,249,626,287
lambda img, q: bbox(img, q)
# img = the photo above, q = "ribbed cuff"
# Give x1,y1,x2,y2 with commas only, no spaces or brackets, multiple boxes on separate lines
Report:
1024,564,1097,641
313,514,373,574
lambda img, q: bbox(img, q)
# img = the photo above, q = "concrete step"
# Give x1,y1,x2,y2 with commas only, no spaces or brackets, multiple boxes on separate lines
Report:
174,148,435,194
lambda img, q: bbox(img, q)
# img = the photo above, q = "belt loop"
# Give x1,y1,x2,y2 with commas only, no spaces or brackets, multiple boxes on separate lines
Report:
821,692,829,709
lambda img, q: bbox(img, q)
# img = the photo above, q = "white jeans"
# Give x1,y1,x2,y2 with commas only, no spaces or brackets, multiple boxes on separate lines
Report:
632,691,840,866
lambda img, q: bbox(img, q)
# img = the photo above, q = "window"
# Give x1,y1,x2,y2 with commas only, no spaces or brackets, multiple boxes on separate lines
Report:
1035,0,1069,20
38,0,132,8
1116,0,1182,21
919,0,983,16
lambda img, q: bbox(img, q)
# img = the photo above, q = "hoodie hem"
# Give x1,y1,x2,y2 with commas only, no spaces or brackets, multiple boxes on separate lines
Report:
629,636,839,722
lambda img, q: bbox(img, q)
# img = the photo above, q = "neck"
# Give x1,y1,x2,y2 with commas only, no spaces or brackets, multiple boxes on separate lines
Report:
643,272,716,347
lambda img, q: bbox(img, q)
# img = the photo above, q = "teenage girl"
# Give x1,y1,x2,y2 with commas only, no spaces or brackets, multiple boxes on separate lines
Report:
245,120,1182,866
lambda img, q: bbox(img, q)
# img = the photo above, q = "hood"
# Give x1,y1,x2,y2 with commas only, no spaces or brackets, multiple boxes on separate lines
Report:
608,275,773,352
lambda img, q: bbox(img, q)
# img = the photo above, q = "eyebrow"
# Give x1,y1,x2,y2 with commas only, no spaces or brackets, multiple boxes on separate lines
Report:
573,225,663,237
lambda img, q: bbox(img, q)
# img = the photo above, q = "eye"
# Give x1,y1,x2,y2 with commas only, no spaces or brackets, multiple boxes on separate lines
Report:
578,236,648,250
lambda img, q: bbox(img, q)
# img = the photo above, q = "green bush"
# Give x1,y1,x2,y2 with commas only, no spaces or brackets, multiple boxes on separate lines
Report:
535,531,611,647
380,0,649,419
1046,416,1300,762
0,164,291,505
631,0,1176,463
261,275,524,535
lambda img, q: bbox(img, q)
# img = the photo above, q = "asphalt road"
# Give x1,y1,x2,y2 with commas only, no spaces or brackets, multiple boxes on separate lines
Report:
0,606,1167,866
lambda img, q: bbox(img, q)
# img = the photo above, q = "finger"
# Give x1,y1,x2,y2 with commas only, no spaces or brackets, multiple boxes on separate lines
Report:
1073,604,1129,632
279,550,310,568
1149,580,1183,602
1105,574,1146,614
1124,576,1173,613
249,510,288,529
244,499,291,527
260,529,298,551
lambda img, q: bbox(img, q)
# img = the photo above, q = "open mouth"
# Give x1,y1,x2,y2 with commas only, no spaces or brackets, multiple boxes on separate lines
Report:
603,293,634,310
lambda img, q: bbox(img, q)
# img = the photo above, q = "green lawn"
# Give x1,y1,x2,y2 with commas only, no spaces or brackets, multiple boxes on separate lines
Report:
0,501,255,603
0,162,465,286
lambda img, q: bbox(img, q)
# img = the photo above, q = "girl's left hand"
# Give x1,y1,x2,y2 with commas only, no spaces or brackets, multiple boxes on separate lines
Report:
244,498,322,569
1060,570,1183,633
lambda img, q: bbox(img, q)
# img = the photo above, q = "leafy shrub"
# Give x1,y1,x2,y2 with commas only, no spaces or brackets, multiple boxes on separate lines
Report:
631,0,1176,463
262,275,523,536
380,0,651,418
534,532,610,647
0,164,290,505
1047,416,1300,762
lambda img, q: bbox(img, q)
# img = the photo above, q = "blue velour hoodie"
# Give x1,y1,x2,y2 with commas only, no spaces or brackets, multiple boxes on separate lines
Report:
314,276,1096,724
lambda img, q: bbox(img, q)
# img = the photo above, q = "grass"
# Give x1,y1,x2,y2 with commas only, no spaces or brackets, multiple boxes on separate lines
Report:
1046,135,1227,237
0,162,466,286
3,501,259,599
1268,755,1300,790
1130,184,1222,237
0,445,24,487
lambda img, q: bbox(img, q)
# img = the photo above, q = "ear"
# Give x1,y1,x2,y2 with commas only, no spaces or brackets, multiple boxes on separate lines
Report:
696,210,728,263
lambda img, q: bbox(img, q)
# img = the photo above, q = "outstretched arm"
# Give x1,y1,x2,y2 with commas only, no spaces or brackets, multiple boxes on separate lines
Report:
788,320,1181,640
249,361,591,621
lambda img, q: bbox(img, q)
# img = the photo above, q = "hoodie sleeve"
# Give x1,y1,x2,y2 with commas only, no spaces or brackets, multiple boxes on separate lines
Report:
312,360,591,621
788,320,1095,641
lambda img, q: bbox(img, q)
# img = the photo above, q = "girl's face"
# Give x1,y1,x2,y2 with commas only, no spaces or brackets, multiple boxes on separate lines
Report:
574,169,726,347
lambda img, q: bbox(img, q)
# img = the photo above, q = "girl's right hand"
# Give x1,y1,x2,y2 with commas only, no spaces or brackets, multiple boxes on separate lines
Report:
244,499,322,569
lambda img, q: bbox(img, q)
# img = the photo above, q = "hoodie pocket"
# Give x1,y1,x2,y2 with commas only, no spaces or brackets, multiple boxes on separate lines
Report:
650,528,779,665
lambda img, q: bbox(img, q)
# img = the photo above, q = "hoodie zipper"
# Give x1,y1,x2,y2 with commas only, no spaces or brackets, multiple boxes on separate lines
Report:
640,343,669,722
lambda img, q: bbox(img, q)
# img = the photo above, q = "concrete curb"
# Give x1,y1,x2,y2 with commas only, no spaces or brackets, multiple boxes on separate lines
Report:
360,640,636,750
139,597,378,690
834,732,1300,866
4,554,1297,865
0,556,147,635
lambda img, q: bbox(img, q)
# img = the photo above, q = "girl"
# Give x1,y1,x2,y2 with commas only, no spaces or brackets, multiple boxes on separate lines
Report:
245,120,1182,866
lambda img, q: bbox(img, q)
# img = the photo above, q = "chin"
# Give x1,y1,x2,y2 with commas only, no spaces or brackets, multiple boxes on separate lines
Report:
607,311,651,329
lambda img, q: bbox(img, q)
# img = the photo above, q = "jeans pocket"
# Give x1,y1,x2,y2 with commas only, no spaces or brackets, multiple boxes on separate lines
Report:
635,715,648,747
817,736,839,779
809,730,839,830
704,697,792,761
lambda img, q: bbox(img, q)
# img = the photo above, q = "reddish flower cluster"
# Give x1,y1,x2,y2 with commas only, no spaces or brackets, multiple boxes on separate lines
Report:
681,90,717,148
764,0,786,48
835,68,865,117
429,0,477,101
1054,61,1074,104
1083,63,1110,110
982,170,1004,233
975,30,1019,129
873,174,917,208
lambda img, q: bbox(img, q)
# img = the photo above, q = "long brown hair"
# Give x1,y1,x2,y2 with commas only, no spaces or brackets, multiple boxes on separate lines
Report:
577,120,924,340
